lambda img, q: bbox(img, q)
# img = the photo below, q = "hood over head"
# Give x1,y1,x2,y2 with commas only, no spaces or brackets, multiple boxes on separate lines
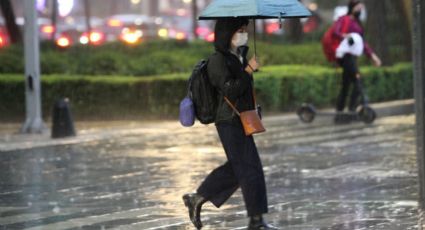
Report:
214,18,249,54
347,0,361,15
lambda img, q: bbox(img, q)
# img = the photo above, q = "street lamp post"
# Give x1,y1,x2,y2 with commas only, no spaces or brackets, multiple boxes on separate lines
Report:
414,0,425,228
21,0,45,133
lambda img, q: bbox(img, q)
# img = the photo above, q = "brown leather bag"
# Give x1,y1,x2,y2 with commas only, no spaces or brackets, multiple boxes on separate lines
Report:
224,91,266,136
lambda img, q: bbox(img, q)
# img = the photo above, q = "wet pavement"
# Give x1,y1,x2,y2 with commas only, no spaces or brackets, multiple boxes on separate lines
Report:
0,114,419,229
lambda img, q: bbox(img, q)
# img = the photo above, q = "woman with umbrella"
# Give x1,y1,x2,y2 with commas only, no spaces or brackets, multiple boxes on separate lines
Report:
182,1,311,229
182,18,277,230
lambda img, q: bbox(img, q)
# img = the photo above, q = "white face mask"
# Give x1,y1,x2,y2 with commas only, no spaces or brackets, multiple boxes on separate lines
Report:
231,32,248,47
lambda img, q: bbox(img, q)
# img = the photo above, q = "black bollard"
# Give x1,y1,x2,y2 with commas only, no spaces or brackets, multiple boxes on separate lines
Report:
51,98,76,138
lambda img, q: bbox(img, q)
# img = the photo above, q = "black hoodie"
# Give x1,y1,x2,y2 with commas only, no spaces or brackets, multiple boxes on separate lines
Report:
207,18,256,125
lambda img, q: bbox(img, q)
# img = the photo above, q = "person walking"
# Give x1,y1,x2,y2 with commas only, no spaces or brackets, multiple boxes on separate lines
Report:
334,0,381,120
182,18,277,230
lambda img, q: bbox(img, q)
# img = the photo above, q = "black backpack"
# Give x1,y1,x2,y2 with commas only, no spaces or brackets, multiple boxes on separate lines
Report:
187,59,218,124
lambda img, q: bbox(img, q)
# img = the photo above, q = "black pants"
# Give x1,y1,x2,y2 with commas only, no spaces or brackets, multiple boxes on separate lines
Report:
336,54,364,112
197,122,268,217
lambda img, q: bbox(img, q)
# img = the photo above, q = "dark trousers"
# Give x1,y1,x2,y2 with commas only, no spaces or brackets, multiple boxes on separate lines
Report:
197,122,268,217
336,54,364,112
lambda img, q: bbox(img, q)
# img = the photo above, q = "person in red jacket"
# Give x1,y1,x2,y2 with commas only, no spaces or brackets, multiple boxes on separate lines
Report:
333,0,381,120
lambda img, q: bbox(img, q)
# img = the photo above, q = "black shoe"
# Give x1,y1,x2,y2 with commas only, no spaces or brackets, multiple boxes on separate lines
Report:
182,193,205,229
248,215,279,230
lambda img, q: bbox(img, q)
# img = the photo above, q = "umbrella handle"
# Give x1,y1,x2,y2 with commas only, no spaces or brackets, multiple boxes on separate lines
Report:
252,19,259,72
253,19,257,57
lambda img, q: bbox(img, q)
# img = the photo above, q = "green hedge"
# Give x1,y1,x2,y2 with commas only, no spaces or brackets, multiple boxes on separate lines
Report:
0,40,328,76
0,63,413,121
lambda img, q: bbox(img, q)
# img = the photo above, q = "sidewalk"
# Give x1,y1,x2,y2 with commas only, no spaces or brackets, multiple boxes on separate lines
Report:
0,110,417,229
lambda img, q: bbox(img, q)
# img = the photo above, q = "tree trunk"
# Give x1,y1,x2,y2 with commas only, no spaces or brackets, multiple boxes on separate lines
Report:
283,0,303,43
261,20,267,40
394,0,412,59
84,0,91,42
283,19,303,43
0,0,22,44
51,0,58,40
192,0,198,39
364,0,391,65
110,0,118,15
150,0,158,16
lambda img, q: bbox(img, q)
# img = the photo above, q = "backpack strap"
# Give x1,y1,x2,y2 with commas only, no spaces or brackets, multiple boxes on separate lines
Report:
188,59,209,98
341,16,351,35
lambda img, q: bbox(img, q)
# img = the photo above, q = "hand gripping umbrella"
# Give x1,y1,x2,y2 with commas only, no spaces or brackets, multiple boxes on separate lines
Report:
199,0,312,57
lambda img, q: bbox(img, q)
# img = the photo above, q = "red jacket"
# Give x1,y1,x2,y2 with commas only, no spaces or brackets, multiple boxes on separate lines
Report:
322,15,374,62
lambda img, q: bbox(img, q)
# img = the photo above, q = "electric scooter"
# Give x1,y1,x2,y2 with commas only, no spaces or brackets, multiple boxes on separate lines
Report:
297,78,377,124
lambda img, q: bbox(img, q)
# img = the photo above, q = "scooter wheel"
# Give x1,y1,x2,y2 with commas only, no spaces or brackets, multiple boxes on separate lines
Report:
358,106,376,124
297,104,316,123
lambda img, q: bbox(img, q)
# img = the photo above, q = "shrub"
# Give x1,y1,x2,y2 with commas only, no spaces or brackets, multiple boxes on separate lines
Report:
0,40,328,76
0,63,413,121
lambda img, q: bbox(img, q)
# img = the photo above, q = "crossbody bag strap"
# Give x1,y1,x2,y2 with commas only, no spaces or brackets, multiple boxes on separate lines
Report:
224,97,241,116
224,79,258,116
224,91,257,117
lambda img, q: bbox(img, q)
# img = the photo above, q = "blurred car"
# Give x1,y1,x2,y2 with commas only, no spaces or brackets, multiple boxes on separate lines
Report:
55,29,106,48
0,17,51,48
16,17,55,41
104,14,161,44
55,16,106,48
0,16,107,48
0,18,9,48
158,15,214,42
0,26,10,48
263,19,284,35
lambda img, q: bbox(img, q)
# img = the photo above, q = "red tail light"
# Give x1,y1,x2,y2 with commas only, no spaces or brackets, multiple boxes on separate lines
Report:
56,35,72,48
206,32,215,42
41,25,55,34
80,31,105,45
108,19,123,27
0,32,9,48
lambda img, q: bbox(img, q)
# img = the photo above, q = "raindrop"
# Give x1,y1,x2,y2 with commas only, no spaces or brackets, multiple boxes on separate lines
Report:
49,201,58,206
53,206,61,214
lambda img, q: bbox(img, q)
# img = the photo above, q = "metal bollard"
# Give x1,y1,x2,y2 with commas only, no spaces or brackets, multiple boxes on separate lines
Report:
51,98,76,138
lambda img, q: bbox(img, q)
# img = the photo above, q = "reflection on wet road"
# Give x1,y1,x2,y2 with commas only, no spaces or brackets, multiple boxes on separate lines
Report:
0,115,418,229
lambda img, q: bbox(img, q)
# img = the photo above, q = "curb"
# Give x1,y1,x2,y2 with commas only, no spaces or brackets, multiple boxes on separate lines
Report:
266,99,414,123
372,99,414,118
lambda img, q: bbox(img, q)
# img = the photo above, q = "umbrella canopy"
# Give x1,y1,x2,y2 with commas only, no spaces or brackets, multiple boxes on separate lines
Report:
199,0,311,20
